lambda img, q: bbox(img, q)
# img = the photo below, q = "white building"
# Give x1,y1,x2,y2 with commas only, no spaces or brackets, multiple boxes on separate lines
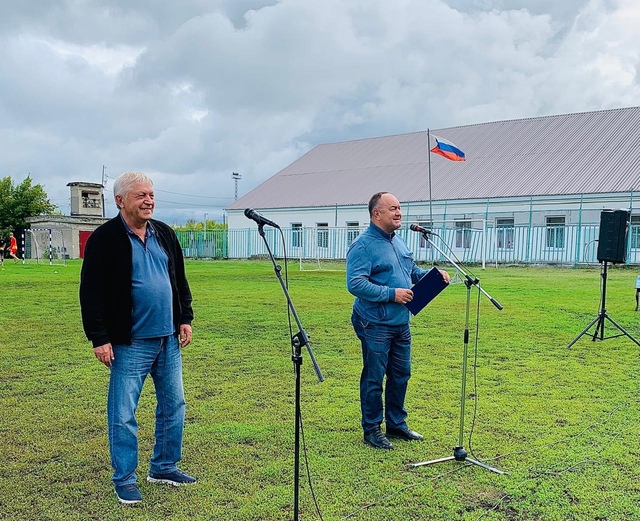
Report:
25,182,108,260
225,107,640,265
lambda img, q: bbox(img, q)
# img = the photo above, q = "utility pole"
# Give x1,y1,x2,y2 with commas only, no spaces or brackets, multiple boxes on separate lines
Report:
232,172,242,200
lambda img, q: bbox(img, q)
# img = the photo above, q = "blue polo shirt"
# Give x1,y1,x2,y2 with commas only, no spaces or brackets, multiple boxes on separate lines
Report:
123,218,174,339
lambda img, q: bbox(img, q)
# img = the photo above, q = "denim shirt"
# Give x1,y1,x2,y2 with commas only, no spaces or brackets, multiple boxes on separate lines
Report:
346,222,428,326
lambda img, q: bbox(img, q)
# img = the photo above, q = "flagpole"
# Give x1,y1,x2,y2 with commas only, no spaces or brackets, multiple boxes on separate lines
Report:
427,128,433,224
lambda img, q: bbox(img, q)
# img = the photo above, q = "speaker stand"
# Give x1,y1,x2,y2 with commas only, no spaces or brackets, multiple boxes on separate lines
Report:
567,261,640,348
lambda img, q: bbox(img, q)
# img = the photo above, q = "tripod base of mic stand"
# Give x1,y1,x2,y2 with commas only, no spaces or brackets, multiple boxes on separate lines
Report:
409,446,506,474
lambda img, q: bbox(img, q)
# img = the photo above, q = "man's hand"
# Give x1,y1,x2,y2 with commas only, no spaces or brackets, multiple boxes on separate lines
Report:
94,343,114,367
179,324,192,348
440,270,451,283
394,288,414,304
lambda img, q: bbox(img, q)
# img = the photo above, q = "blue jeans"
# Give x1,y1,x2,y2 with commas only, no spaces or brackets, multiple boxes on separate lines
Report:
351,311,412,434
108,335,186,486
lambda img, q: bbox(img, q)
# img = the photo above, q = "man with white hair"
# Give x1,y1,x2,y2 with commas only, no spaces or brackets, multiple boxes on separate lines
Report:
80,171,195,505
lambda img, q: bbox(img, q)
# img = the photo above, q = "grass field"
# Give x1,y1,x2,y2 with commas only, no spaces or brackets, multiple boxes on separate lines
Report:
0,260,639,521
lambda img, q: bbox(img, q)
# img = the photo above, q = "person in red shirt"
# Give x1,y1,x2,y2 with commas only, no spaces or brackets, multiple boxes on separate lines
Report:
8,232,19,263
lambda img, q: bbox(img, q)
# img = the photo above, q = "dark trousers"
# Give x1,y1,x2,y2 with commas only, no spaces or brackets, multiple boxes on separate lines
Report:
351,311,412,433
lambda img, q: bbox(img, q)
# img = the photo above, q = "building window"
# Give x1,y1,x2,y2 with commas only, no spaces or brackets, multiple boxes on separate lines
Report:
346,221,359,246
82,190,101,209
455,220,471,249
317,223,329,248
291,223,302,248
496,218,514,249
418,221,433,248
546,216,565,249
630,215,640,249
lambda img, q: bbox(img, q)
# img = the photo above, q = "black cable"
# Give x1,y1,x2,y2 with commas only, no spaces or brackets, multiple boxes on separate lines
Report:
599,261,605,313
279,229,325,521
279,228,295,353
477,402,630,467
299,411,325,520
472,404,632,520
423,230,480,281
467,282,483,463
424,230,487,462
336,402,630,521
327,278,628,520
335,253,630,519
341,466,470,520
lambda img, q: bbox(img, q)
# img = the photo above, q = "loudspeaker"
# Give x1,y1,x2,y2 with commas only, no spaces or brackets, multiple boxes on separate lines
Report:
597,209,630,263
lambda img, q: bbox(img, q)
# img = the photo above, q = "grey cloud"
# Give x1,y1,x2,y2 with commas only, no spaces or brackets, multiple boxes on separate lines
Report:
0,0,638,223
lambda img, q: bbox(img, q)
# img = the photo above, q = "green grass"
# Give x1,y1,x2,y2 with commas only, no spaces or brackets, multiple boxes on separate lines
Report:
0,260,639,520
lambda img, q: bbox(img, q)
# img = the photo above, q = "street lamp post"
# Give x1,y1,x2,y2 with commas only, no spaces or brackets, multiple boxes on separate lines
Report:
232,172,242,201
101,165,107,217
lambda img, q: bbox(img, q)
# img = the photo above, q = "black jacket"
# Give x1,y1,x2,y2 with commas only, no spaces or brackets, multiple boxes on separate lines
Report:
79,215,193,348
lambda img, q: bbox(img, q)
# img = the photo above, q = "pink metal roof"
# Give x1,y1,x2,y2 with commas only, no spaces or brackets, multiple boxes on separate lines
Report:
228,107,640,210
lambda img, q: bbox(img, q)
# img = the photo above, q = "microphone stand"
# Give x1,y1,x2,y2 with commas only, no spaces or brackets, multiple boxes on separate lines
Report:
409,231,505,474
255,223,324,521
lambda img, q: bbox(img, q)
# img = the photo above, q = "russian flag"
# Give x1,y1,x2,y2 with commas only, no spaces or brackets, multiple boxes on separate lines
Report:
430,135,466,161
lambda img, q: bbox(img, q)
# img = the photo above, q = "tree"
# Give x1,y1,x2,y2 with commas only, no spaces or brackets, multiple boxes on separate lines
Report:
173,219,227,232
0,176,56,238
173,218,228,258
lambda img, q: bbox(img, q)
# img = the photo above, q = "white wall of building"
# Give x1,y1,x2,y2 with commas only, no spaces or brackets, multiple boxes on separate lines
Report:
228,191,639,232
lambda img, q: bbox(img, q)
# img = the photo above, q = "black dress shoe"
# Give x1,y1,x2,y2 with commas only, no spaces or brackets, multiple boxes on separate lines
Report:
386,426,424,441
363,428,394,449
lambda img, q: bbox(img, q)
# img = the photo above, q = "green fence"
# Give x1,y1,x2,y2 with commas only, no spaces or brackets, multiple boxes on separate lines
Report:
176,221,640,266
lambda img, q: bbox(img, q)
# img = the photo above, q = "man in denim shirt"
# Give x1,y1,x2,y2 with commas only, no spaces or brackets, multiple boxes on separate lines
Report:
347,192,450,449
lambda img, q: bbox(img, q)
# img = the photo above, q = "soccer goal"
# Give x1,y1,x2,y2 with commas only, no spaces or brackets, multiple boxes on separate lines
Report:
298,256,346,272
295,226,349,272
22,229,68,266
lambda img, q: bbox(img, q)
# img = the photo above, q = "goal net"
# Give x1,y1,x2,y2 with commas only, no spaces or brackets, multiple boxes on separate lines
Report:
299,257,346,272
295,226,349,272
23,229,68,265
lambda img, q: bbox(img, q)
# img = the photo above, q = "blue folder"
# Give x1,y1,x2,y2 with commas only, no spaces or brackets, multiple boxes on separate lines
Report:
404,267,449,315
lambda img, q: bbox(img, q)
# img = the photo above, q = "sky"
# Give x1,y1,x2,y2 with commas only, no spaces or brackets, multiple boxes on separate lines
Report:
1,0,639,224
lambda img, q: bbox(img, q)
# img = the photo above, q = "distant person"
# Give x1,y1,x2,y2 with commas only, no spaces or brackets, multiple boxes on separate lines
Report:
635,274,640,311
8,232,20,263
79,171,195,505
346,191,450,450
0,236,5,269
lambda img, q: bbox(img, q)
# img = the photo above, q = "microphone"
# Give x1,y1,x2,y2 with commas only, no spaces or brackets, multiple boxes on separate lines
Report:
409,224,432,234
244,208,280,229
